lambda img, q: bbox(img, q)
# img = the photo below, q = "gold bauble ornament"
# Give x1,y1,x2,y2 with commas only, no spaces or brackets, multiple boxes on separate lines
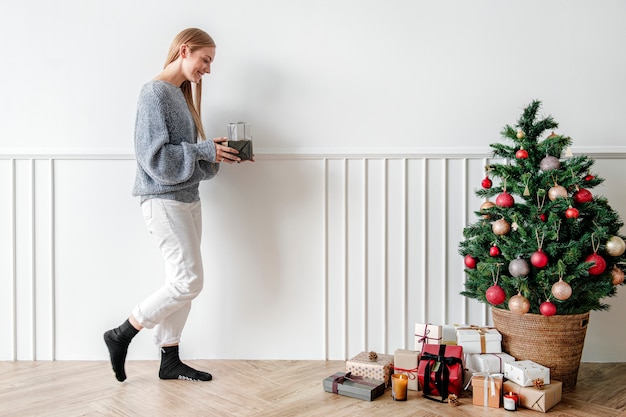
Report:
480,200,496,218
606,236,626,257
551,278,572,300
516,130,525,139
611,266,625,285
548,185,568,201
492,218,511,236
508,293,530,314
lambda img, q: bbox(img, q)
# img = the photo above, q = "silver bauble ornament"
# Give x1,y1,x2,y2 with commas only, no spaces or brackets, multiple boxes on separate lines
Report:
492,218,511,236
551,278,572,301
508,258,530,277
606,236,626,257
611,266,625,285
508,293,530,314
540,155,561,171
548,185,568,201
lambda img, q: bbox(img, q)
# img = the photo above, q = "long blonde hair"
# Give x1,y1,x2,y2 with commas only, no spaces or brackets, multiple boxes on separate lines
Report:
164,28,216,141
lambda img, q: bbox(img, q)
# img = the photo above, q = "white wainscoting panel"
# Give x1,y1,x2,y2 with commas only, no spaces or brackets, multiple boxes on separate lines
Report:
1,151,625,362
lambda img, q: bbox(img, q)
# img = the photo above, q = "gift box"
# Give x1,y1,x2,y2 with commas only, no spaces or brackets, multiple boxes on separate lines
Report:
418,344,464,402
442,324,466,345
346,352,394,387
455,326,502,354
323,372,386,401
504,360,550,387
471,372,503,408
392,349,420,391
503,380,562,412
465,352,515,373
223,140,253,161
414,323,442,351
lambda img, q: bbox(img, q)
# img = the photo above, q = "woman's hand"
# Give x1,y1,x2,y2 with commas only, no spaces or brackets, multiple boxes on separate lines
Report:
213,137,240,164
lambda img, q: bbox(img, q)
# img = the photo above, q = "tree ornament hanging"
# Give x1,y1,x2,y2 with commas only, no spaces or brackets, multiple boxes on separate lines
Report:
565,206,579,219
481,176,492,189
606,236,626,257
540,155,561,171
548,184,568,201
464,254,477,269
496,192,514,207
551,278,572,300
539,300,557,316
508,293,530,314
516,147,529,159
489,244,501,257
573,187,593,204
492,218,511,236
508,258,530,277
480,200,496,218
516,130,525,139
584,173,595,182
585,234,607,276
486,265,506,305
611,266,625,285
531,231,549,268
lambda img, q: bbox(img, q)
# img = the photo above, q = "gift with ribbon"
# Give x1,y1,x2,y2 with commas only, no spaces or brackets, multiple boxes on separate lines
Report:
470,372,503,408
465,352,515,373
503,380,562,412
322,371,386,401
418,344,464,402
414,323,443,352
392,349,420,391
504,360,551,387
346,351,394,387
455,325,502,354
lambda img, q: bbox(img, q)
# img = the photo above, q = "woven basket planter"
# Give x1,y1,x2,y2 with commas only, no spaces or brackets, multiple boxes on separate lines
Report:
491,307,590,392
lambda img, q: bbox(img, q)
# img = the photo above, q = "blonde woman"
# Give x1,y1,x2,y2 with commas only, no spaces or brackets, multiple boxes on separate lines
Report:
104,28,241,382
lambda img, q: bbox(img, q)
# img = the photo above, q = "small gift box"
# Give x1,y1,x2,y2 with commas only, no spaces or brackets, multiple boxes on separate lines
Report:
471,372,503,408
418,344,464,402
392,349,420,391
226,121,254,161
414,323,442,352
504,360,550,387
323,372,386,401
465,352,515,373
503,380,562,412
346,352,394,387
442,324,466,345
455,326,502,354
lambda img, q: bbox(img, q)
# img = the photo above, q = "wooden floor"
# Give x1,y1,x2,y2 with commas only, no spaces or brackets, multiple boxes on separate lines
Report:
1,360,625,417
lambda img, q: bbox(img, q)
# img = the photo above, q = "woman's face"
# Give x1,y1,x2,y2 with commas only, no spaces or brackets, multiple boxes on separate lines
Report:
183,46,216,83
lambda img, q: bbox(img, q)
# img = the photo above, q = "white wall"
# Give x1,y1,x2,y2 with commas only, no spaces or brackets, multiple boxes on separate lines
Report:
1,1,625,362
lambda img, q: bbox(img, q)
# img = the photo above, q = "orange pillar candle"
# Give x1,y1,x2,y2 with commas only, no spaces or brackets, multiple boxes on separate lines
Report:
391,374,409,401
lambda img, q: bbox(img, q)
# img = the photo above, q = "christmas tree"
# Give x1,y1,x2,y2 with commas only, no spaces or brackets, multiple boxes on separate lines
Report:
459,100,626,315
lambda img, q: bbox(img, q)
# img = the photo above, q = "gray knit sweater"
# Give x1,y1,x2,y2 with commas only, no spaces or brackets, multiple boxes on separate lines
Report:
132,80,219,203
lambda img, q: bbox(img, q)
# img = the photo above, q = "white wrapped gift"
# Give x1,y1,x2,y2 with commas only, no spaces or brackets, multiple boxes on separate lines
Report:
504,360,551,387
442,324,467,345
455,326,502,354
465,352,515,373
414,323,442,351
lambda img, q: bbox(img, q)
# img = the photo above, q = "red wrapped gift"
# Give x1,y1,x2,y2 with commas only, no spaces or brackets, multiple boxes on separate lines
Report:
418,344,464,402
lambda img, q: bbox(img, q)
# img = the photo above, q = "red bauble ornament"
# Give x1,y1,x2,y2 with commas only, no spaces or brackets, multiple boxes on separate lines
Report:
464,254,477,269
496,192,514,208
515,148,529,159
573,188,593,204
565,207,579,219
539,213,547,222
489,245,501,256
539,300,557,316
584,174,595,181
585,253,607,275
531,249,549,268
486,284,506,305
481,176,492,189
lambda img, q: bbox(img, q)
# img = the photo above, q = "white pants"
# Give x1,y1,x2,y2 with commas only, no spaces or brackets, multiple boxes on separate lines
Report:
132,198,204,346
